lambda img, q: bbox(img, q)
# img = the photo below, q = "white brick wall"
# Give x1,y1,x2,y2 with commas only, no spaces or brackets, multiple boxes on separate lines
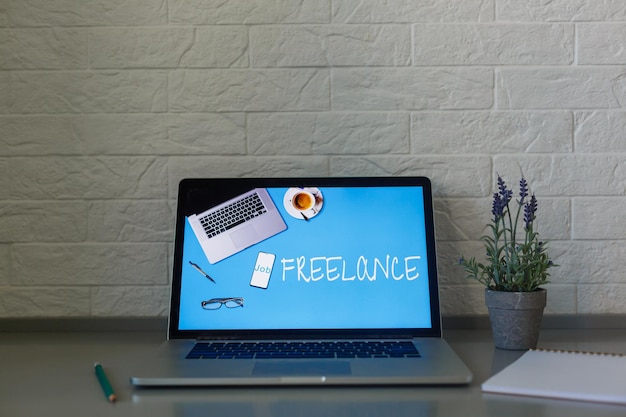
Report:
1,0,625,317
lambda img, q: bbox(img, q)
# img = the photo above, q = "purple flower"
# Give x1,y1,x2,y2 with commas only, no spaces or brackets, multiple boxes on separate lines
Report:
524,194,537,229
492,192,506,220
519,177,529,204
497,175,513,204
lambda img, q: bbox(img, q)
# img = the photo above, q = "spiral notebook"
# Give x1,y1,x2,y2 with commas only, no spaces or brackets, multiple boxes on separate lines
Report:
482,348,626,405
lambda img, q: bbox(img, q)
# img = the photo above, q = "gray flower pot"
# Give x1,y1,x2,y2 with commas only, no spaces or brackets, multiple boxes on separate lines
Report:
485,288,547,350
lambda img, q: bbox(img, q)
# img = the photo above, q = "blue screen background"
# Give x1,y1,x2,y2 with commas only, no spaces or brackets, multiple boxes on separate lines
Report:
178,186,433,330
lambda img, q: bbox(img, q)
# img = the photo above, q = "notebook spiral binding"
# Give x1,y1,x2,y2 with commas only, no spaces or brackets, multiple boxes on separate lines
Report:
532,348,626,357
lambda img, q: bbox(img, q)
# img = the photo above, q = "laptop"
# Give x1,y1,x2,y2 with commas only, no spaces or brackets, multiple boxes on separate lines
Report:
130,177,472,386
187,188,287,264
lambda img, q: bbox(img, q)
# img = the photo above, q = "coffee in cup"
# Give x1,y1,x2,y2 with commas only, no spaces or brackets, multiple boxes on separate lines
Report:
292,191,315,211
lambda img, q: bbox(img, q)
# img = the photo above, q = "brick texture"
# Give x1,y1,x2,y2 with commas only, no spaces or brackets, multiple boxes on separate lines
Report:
1,0,625,317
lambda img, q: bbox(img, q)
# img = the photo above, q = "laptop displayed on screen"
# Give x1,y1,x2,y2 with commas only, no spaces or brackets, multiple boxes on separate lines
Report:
187,188,287,264
130,177,472,386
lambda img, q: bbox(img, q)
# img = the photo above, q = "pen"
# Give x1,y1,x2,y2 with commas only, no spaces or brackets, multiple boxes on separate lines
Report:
94,362,116,403
189,261,216,283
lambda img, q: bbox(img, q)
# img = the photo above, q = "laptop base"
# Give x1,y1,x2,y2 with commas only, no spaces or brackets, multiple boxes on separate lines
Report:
130,338,472,387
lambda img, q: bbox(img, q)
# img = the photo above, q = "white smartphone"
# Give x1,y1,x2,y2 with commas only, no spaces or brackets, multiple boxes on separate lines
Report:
250,252,276,289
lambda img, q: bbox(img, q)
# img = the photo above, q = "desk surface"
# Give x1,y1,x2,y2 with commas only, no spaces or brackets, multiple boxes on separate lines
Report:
1,326,626,417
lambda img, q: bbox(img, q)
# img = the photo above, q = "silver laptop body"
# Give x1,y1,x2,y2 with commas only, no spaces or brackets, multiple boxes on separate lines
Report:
188,188,287,264
130,177,472,387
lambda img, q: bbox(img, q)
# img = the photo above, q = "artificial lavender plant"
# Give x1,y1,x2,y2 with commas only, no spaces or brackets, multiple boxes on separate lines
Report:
457,176,556,292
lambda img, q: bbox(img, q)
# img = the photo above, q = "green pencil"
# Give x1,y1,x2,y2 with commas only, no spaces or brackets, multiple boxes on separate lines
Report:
94,362,117,402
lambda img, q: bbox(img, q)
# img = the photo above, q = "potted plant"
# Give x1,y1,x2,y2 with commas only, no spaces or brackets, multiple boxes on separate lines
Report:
457,175,556,350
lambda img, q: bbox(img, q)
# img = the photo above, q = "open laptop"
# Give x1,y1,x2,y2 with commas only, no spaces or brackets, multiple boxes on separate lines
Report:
130,177,472,386
187,188,287,264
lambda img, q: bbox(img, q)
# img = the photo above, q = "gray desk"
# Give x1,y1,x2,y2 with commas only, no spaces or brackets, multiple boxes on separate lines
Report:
1,320,626,417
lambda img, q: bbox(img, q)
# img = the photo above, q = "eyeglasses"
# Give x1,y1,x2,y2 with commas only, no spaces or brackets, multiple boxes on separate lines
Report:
201,297,244,310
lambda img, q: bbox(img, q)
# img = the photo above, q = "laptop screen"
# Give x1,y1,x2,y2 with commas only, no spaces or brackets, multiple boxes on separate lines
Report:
169,177,442,339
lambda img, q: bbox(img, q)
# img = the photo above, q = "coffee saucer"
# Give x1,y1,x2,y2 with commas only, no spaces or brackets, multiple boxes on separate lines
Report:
283,187,324,220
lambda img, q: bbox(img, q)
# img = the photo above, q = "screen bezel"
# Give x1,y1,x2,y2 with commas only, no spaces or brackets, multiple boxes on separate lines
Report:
168,177,442,340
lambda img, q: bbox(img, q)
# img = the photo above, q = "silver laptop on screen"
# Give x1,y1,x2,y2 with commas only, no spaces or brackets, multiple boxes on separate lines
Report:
188,188,287,264
130,177,472,386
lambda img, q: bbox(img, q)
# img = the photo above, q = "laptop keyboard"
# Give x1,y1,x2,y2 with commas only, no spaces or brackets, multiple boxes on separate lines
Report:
186,341,421,359
198,192,267,239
